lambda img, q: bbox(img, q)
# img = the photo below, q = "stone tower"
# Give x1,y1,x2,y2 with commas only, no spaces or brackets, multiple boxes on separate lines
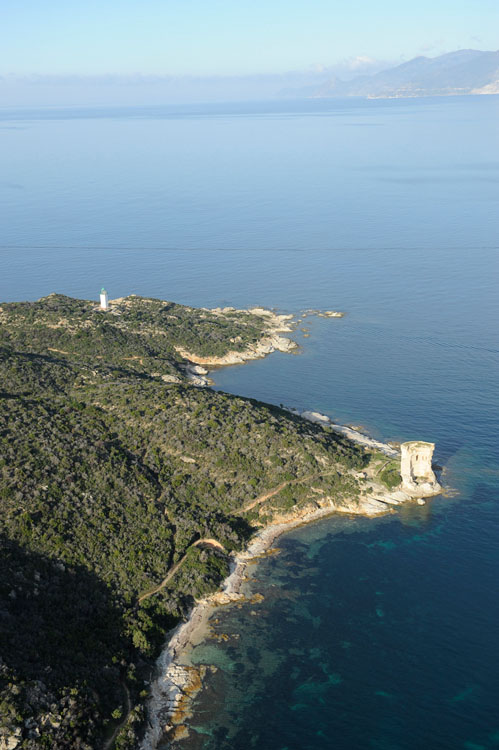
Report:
100,288,109,310
400,441,440,496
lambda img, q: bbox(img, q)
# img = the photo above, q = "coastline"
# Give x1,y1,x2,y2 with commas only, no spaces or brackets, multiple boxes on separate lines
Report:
139,308,441,749
174,307,298,374
140,502,381,749
140,428,440,749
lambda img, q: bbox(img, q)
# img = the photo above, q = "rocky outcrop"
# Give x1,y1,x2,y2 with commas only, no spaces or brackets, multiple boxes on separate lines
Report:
159,374,181,384
301,309,345,318
182,363,214,387
0,728,22,750
175,308,297,368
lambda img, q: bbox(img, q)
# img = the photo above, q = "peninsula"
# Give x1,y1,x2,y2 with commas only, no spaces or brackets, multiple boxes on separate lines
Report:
0,293,441,750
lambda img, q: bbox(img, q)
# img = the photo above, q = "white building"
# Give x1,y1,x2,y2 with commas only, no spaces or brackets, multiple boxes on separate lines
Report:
100,288,109,310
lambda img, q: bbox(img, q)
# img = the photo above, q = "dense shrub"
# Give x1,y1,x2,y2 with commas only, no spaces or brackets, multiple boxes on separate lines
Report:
0,294,369,747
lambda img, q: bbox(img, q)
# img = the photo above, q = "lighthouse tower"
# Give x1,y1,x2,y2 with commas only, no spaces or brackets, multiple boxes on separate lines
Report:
100,288,109,310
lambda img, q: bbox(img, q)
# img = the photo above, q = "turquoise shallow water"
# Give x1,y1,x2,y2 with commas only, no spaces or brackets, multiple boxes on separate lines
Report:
184,494,499,750
1,95,498,749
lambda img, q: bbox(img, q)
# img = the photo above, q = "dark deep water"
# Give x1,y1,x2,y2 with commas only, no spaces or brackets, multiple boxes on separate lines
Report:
1,95,498,749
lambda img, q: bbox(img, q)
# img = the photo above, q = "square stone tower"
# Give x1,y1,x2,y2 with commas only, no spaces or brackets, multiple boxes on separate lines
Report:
400,441,440,496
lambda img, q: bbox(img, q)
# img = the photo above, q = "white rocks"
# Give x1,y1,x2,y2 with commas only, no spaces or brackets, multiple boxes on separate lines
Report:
187,372,213,387
0,728,22,750
301,309,345,319
180,364,214,387
300,411,398,457
266,335,297,353
160,374,181,384
301,411,331,424
247,307,274,317
188,365,208,375
175,334,297,369
174,306,298,370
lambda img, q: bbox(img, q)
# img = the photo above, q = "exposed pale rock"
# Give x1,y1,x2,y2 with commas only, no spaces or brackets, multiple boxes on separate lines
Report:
301,411,330,424
0,728,22,750
173,306,297,371
175,333,297,368
300,411,398,457
209,591,245,606
160,374,181,384
189,365,208,375
472,80,499,95
247,307,274,317
301,309,345,318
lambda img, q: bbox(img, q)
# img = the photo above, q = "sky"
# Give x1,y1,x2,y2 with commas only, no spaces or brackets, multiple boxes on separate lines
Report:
2,0,498,77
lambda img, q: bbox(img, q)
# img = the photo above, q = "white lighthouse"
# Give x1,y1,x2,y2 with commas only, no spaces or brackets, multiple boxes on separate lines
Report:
100,288,109,310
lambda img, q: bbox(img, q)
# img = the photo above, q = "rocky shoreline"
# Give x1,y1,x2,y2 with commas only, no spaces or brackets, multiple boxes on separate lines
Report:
140,421,441,749
174,307,298,372
139,307,441,749
299,411,399,457
139,503,379,749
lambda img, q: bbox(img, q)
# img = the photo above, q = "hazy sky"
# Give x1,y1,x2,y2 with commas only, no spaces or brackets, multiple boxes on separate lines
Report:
2,0,498,76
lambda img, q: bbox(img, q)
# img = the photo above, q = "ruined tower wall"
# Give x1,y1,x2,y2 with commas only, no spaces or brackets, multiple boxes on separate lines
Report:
400,441,440,496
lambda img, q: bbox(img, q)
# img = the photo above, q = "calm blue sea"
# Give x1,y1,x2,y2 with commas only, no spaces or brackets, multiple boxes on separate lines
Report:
1,95,498,750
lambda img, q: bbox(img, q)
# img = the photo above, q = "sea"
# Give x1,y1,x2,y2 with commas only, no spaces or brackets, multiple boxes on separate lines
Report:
1,95,499,750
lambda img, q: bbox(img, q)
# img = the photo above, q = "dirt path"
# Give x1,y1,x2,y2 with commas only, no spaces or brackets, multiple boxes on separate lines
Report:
103,681,132,750
235,481,290,514
234,469,339,515
137,468,348,604
192,538,225,551
137,538,226,604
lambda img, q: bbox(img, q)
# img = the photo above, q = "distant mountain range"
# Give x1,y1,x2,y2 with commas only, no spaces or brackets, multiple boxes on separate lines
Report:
309,50,499,99
2,50,498,107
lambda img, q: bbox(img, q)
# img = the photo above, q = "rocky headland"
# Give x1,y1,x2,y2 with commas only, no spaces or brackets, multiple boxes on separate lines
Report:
174,307,298,369
0,293,441,750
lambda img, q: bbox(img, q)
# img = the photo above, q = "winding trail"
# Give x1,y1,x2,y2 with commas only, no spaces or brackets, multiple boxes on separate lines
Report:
137,538,226,604
103,681,132,750
233,468,340,515
137,464,371,604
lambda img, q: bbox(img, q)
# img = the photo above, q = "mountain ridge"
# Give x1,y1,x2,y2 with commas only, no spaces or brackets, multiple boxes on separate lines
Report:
309,49,499,99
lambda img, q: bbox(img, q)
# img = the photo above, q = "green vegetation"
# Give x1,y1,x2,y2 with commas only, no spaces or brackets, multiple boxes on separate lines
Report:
0,293,268,377
0,294,371,749
379,460,402,489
